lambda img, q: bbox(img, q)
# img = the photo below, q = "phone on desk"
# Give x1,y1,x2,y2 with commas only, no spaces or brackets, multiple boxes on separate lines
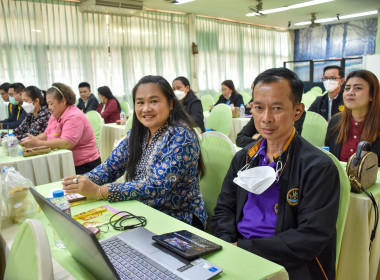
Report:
152,230,222,260
65,193,86,203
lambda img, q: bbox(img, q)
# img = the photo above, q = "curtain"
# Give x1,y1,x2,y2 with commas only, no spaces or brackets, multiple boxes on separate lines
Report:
196,17,292,93
0,0,109,92
107,11,190,102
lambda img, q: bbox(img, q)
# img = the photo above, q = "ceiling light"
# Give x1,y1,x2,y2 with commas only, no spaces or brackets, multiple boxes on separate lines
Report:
246,0,334,17
173,0,195,4
294,10,378,26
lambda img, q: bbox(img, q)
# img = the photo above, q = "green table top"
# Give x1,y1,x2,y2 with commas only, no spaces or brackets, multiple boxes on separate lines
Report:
33,182,288,280
0,148,70,164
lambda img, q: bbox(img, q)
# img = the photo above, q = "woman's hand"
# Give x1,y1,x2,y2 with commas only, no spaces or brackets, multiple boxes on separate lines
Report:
20,133,40,147
62,175,101,200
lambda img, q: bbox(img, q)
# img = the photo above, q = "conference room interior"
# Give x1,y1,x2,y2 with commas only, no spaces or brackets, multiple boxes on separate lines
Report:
1,0,380,279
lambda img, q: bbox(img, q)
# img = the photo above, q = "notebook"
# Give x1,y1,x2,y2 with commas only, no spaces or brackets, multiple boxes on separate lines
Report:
30,187,223,280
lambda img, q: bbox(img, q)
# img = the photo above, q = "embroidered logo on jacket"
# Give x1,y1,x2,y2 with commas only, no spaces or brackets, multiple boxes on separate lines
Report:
287,188,299,206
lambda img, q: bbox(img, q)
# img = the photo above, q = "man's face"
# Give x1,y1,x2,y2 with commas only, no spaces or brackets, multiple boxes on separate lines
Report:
323,68,344,89
0,89,9,102
8,88,23,103
252,78,304,145
79,87,91,100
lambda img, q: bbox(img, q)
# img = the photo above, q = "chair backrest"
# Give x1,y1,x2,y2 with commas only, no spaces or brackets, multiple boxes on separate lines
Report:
301,93,317,108
200,94,215,112
4,219,53,280
319,148,351,269
310,86,323,96
85,110,103,147
199,131,236,219
125,115,133,133
213,92,221,102
301,111,328,147
240,91,252,105
207,104,232,136
120,101,130,116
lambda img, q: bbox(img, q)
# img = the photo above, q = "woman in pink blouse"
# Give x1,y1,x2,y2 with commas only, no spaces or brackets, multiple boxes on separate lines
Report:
96,86,121,123
21,83,101,174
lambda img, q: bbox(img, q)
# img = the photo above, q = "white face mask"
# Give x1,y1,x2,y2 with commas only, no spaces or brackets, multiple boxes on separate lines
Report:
22,101,35,114
323,80,339,92
174,90,186,101
233,166,277,195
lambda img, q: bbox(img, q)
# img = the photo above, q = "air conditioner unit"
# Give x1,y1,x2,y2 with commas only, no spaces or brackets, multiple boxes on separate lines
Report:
79,0,143,16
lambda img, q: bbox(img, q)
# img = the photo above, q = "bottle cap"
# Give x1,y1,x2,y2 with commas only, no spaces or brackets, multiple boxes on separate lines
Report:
53,190,65,198
7,132,13,136
240,104,244,107
206,128,212,132
121,110,124,113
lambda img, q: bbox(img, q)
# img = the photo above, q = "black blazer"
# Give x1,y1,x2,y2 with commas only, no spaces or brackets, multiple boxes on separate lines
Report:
308,89,344,121
182,90,205,132
325,113,380,165
214,93,244,108
77,94,99,114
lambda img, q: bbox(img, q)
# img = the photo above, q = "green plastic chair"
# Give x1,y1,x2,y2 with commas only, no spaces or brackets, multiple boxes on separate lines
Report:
213,92,222,103
207,104,232,136
301,111,327,147
302,94,317,108
310,86,323,96
240,91,252,105
200,94,215,112
85,110,103,147
319,148,351,270
125,115,133,133
4,219,53,279
199,131,236,220
120,101,130,116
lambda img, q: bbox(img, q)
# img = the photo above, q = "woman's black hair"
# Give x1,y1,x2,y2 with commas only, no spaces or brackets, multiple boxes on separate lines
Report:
125,75,204,180
173,76,190,88
221,80,238,95
97,86,121,111
22,86,46,106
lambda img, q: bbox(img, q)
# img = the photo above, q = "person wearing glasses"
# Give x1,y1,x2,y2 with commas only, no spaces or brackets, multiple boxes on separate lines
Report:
308,65,345,121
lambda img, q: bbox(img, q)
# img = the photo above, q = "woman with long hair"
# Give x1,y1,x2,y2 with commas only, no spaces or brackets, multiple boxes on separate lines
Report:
96,86,121,123
62,75,207,229
325,69,380,163
213,79,244,108
172,76,205,132
13,86,50,141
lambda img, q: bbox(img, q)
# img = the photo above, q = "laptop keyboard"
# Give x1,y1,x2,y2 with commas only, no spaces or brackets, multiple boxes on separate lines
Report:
101,237,184,280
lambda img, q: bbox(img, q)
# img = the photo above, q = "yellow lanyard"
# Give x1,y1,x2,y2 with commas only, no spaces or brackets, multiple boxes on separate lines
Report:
16,104,21,120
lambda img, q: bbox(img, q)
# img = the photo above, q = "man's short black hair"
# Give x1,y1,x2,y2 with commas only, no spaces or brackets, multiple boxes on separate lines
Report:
0,83,11,92
253,67,304,105
78,82,91,89
323,65,344,78
9,83,25,93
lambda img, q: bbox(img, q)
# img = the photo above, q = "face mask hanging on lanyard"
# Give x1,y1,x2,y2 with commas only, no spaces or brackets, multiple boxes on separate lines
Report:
233,146,284,195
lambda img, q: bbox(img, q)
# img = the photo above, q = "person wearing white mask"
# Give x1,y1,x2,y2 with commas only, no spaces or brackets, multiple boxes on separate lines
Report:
12,86,51,141
309,65,345,121
0,83,27,129
210,68,339,280
172,76,205,132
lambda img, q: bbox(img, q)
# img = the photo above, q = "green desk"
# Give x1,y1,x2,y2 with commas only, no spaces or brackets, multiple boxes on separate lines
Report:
0,149,75,186
33,182,288,280
337,175,380,280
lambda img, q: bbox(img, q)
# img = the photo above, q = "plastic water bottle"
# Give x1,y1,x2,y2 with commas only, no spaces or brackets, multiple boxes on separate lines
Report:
7,132,18,157
239,104,245,118
51,190,71,248
120,110,126,125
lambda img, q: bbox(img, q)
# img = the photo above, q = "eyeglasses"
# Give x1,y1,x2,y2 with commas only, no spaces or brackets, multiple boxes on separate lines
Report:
322,76,341,81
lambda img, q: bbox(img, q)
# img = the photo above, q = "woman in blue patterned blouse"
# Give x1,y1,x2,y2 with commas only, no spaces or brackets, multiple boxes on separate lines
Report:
63,75,208,229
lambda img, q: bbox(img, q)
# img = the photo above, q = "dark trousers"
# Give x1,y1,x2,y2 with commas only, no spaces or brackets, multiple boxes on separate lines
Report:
75,157,101,175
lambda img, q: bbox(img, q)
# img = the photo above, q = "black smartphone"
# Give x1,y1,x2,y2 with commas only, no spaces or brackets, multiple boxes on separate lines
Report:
152,230,222,260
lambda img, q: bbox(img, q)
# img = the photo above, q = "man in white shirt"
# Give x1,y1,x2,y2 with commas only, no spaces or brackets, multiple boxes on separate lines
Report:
0,83,11,121
308,65,345,121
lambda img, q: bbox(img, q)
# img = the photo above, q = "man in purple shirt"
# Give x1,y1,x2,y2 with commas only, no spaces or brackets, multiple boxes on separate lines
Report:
210,68,340,280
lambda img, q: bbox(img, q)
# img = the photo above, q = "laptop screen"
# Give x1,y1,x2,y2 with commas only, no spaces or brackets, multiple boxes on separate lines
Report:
29,187,120,280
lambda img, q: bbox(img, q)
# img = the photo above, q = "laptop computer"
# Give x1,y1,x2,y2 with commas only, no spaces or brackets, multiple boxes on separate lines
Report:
29,187,223,280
